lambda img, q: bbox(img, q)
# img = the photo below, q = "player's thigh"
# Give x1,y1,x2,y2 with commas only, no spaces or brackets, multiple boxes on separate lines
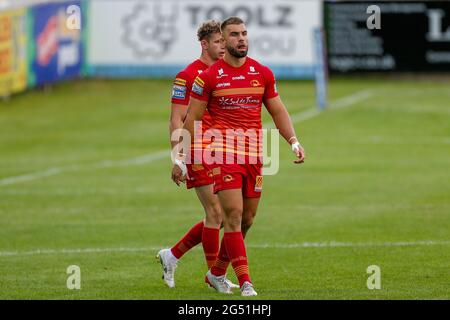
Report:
217,189,244,231
194,184,221,212
217,188,244,217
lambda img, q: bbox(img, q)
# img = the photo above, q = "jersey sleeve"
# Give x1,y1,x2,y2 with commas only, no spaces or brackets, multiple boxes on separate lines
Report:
262,66,279,102
171,71,192,105
190,70,211,102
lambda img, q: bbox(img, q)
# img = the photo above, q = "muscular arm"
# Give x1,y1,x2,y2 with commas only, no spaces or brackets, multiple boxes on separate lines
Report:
264,96,298,144
170,97,207,185
182,97,208,141
169,103,188,149
265,96,305,163
170,66,209,184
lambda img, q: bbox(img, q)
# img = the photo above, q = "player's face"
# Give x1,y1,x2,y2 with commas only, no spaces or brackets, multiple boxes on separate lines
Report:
206,32,225,61
223,24,248,58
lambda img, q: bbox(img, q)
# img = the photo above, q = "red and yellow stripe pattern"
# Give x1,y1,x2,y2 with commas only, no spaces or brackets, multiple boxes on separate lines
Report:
212,87,264,97
173,78,186,86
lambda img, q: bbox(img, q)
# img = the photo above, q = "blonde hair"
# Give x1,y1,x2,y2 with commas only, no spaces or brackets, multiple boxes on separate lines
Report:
197,20,221,41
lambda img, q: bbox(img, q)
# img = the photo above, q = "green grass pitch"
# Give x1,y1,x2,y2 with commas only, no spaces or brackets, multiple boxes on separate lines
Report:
0,77,449,299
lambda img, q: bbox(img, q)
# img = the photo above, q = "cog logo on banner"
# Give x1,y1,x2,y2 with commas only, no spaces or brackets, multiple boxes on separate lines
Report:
122,3,178,58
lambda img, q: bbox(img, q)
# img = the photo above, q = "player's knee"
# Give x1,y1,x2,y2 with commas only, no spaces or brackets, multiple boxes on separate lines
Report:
224,207,242,228
205,203,222,227
225,217,242,231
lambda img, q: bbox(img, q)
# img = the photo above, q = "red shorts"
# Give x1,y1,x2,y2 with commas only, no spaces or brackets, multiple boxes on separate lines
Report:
186,163,214,189
211,164,263,198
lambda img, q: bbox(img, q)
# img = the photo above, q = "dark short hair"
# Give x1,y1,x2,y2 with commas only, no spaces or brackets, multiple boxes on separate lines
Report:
197,20,221,41
220,17,245,32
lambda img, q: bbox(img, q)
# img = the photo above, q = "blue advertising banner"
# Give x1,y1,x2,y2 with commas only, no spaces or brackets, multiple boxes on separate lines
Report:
31,1,83,85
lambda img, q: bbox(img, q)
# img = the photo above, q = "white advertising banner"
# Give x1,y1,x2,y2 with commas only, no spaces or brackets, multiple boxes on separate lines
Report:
87,0,321,78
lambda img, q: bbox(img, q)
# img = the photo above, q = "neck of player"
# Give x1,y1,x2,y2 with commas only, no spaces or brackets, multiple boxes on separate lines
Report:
199,52,216,66
224,53,246,68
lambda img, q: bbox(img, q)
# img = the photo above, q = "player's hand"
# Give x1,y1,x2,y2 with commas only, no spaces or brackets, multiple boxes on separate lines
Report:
171,161,186,186
291,141,306,164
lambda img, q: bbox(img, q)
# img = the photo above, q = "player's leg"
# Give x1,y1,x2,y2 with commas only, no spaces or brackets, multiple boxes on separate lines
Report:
211,162,262,279
194,184,222,269
206,188,244,294
195,183,240,289
211,197,259,278
212,164,261,296
156,166,214,288
218,188,244,232
213,189,255,293
218,189,257,296
242,196,260,236
156,218,204,288
238,196,259,296
240,163,263,237
161,187,211,264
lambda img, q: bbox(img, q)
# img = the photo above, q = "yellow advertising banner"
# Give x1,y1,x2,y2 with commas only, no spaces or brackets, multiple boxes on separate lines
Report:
0,8,27,97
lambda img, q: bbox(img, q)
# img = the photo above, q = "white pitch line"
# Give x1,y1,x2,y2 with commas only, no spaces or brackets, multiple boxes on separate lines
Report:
0,240,448,258
265,89,374,128
0,90,372,187
0,168,63,186
0,151,169,187
248,240,450,249
94,150,168,168
330,89,373,110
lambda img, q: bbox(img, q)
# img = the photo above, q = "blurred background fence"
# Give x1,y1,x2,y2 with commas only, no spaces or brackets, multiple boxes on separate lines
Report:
1,0,450,99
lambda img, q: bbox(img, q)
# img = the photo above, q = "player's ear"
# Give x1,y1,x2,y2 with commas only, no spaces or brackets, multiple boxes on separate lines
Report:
200,39,208,50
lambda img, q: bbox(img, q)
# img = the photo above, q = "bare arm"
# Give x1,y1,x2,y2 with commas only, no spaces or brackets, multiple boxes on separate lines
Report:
265,96,306,163
265,96,297,143
170,97,207,186
182,97,208,140
169,103,188,149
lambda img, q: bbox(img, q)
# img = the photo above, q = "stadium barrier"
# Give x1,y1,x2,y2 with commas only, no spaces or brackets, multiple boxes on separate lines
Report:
0,7,28,98
0,0,84,98
84,0,321,79
29,0,84,87
325,0,450,73
0,0,323,99
2,0,450,99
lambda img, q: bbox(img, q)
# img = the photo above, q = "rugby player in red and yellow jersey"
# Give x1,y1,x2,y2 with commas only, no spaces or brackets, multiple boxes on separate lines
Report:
182,17,306,296
157,21,242,290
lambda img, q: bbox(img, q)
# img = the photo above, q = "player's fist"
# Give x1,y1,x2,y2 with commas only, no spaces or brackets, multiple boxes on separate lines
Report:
171,161,186,186
291,141,305,164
